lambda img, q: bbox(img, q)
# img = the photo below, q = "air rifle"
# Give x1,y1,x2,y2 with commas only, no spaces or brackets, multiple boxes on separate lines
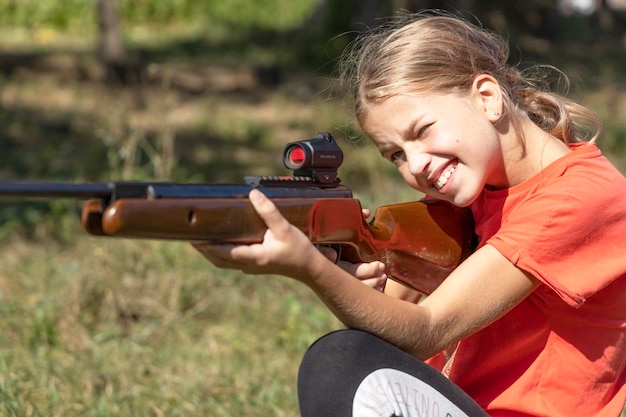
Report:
0,132,475,295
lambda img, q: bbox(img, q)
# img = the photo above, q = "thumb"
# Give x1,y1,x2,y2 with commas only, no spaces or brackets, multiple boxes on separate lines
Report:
248,189,291,236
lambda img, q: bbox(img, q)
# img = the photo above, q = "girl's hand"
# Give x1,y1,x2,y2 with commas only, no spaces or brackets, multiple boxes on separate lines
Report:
192,189,328,281
341,260,387,291
316,245,387,291
316,206,387,291
193,190,387,290
351,208,387,290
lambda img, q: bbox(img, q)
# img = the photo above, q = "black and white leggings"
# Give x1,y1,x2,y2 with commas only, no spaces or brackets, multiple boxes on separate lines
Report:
298,329,490,417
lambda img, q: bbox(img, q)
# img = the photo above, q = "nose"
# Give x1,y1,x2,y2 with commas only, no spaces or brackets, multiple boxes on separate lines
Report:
405,146,430,176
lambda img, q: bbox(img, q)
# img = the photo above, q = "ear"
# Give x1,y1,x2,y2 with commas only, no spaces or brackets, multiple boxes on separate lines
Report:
472,74,503,123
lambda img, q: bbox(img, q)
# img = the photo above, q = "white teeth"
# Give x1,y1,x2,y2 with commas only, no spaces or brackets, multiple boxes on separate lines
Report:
434,166,455,190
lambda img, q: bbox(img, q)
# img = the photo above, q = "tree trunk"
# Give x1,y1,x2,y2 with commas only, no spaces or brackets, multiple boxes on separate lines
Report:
96,0,128,82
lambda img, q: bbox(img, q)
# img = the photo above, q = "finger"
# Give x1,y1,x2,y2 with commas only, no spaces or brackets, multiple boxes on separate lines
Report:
191,242,242,268
337,260,386,280
362,208,371,219
248,189,291,236
192,242,231,257
316,245,338,263
360,276,388,291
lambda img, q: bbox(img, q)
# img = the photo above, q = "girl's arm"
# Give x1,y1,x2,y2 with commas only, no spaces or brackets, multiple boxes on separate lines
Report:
193,189,540,359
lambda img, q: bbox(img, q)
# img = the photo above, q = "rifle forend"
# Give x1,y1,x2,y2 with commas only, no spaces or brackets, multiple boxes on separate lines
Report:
0,132,475,295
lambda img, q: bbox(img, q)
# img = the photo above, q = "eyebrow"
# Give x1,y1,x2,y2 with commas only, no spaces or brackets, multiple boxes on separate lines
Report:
377,144,392,158
400,115,423,140
375,114,424,157
368,99,427,153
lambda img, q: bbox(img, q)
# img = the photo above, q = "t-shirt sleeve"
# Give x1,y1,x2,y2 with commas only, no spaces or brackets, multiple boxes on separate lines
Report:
486,163,626,308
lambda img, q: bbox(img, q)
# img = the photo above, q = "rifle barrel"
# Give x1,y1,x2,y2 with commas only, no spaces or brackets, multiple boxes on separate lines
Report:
0,181,354,201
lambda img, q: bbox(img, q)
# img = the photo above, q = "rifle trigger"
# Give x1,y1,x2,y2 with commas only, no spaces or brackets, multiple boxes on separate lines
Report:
331,244,342,264
315,244,342,264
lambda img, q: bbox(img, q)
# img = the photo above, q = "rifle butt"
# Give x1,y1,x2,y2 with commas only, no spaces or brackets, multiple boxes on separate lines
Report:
340,200,475,295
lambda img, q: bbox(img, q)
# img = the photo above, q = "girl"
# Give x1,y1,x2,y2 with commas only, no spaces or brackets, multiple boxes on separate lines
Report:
193,12,626,417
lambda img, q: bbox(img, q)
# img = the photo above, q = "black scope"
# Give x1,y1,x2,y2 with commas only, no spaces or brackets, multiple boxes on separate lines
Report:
282,132,343,184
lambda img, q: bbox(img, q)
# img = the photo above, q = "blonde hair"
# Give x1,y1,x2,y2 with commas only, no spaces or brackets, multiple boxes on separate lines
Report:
341,12,601,143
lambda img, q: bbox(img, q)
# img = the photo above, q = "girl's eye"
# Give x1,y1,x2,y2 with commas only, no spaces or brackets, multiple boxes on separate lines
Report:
389,150,405,163
416,123,433,139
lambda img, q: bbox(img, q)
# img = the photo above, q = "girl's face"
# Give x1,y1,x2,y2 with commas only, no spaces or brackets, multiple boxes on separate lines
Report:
361,84,506,207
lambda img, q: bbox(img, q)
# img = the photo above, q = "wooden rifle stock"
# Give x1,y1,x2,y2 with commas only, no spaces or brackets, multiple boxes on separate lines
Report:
81,196,475,295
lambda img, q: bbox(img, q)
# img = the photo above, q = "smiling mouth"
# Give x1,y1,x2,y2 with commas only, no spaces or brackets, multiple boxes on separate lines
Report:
434,163,457,190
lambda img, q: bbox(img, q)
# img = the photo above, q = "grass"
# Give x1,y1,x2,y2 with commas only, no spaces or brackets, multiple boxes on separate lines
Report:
0,236,342,416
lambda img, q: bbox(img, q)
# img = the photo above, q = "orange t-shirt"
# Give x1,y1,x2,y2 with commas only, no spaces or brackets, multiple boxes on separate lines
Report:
431,143,626,416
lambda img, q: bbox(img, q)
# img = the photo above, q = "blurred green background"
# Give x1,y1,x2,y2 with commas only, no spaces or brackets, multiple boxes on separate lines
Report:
0,1,625,416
